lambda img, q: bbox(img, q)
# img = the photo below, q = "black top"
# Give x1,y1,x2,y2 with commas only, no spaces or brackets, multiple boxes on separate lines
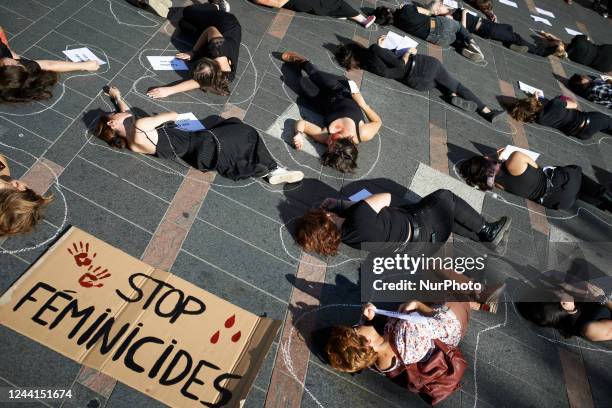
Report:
394,4,431,40
567,35,612,72
570,303,611,337
364,44,408,80
0,42,11,58
0,42,40,72
537,96,587,135
323,96,365,140
194,36,239,81
340,201,411,249
496,164,547,201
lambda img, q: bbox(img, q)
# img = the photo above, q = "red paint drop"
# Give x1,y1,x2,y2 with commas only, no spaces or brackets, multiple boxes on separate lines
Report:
210,330,220,344
231,331,241,342
225,314,236,328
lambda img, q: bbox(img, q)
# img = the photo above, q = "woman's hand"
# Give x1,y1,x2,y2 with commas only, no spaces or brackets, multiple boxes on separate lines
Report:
106,86,121,99
398,301,419,314
147,87,172,99
321,198,339,210
85,60,100,71
293,132,305,150
176,51,193,61
377,35,387,46
362,303,376,321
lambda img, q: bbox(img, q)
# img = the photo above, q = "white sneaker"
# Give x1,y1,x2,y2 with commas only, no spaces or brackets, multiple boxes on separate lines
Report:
147,0,170,17
266,167,304,185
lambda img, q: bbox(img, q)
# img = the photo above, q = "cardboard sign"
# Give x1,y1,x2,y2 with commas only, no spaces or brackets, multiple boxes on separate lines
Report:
0,227,279,408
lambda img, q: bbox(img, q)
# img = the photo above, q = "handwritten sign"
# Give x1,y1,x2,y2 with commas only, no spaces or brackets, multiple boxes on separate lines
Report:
518,81,544,98
535,7,555,18
443,0,459,8
530,15,552,26
382,30,419,56
0,227,279,408
147,56,189,71
62,47,106,65
565,27,583,36
175,113,206,132
498,0,518,8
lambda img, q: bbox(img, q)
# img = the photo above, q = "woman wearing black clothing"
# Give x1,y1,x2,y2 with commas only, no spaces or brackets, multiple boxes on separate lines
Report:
282,51,382,173
459,148,612,211
335,40,505,123
147,2,241,98
509,94,612,140
373,3,484,62
96,86,304,184
295,189,511,255
434,6,535,53
251,0,376,27
535,32,612,72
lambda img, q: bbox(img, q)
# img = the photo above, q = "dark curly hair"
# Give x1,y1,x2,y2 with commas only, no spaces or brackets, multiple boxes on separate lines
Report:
295,209,342,256
459,155,501,191
192,58,230,96
325,326,378,372
334,44,368,71
94,114,128,149
0,64,58,103
373,6,395,26
322,138,358,174
567,74,590,98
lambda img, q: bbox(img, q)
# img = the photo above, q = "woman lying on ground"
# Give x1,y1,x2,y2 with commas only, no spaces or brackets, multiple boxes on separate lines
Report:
508,93,612,140
460,148,612,212
295,189,511,256
429,2,535,54
516,285,612,342
335,39,505,123
250,0,376,28
147,2,241,99
373,2,485,62
96,86,304,184
0,154,53,237
534,32,611,73
281,51,382,173
0,26,99,104
568,74,612,109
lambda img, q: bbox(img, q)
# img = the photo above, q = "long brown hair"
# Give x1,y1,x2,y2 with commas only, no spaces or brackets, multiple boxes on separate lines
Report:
0,188,53,237
295,209,342,256
509,94,543,123
192,58,230,96
94,115,127,149
0,64,58,103
322,138,358,174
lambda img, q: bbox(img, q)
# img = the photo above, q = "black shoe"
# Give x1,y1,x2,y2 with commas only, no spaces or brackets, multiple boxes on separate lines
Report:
480,109,506,123
478,216,511,246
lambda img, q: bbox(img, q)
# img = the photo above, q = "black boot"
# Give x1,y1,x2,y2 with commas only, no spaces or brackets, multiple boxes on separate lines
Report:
478,216,511,246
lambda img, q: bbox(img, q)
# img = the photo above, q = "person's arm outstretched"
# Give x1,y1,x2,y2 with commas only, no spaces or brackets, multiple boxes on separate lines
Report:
352,92,382,142
293,119,329,149
107,86,130,113
135,111,179,131
36,60,99,72
147,80,201,99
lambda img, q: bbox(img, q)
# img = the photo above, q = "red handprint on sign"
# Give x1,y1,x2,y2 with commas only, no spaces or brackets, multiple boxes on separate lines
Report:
67,241,97,267
78,265,111,288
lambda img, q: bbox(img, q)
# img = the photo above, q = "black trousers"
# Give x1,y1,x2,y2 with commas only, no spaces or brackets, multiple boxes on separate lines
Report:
405,55,487,110
402,189,485,243
541,165,609,210
284,0,359,17
577,112,612,140
578,174,610,209
182,4,241,39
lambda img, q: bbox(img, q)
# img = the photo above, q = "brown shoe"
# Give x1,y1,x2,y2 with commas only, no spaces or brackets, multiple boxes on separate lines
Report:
281,51,307,65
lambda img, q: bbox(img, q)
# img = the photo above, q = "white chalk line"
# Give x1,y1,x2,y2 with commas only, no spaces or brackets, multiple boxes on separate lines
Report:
106,0,161,28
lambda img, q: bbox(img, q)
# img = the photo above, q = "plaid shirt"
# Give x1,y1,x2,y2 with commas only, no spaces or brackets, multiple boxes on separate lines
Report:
588,79,612,108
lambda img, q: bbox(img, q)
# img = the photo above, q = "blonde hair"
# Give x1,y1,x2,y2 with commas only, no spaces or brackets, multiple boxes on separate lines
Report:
0,188,53,237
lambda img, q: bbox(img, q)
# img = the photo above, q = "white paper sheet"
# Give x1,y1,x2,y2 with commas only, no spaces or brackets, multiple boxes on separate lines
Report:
500,145,540,162
535,7,555,18
348,80,360,94
530,15,552,26
601,75,612,81
349,189,373,202
467,9,478,16
374,308,429,324
174,113,206,132
146,56,189,71
382,30,419,56
518,81,544,97
62,47,106,65
498,0,518,8
443,0,459,8
565,27,583,36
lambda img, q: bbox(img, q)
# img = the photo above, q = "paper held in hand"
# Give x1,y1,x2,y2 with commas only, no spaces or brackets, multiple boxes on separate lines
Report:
499,145,540,162
348,80,360,94
147,56,190,71
349,188,373,202
443,0,459,8
498,0,518,8
62,47,106,65
175,113,207,132
382,31,419,56
530,15,552,26
535,7,555,18
565,27,583,36
518,81,544,97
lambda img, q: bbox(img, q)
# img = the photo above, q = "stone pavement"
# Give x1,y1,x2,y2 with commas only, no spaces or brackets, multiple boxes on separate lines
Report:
0,0,611,407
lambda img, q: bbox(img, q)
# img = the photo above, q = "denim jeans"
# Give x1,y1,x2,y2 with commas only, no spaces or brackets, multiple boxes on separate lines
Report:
426,16,471,47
